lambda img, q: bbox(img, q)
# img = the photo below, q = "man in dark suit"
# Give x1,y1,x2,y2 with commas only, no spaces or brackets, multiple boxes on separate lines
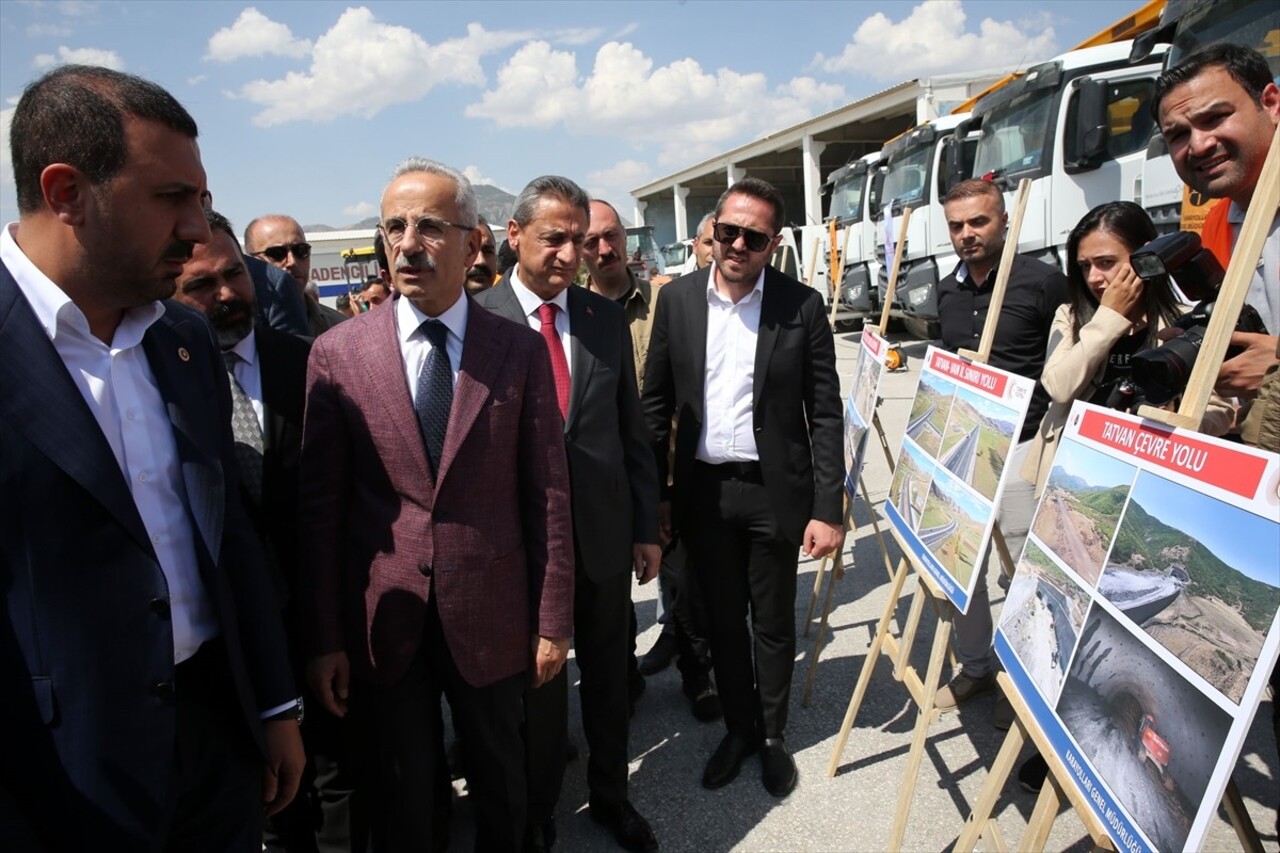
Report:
0,65,303,850
300,158,575,853
173,210,361,853
246,214,346,338
643,177,845,799
475,176,661,853
247,253,312,338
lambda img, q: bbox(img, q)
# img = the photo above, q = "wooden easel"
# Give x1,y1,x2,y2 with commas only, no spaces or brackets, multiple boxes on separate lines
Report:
826,219,855,329
957,125,1279,853
824,180,1034,849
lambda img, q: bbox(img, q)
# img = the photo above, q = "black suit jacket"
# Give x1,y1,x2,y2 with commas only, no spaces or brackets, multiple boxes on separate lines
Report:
475,278,658,582
0,265,295,848
642,265,843,543
247,253,310,338
245,324,311,614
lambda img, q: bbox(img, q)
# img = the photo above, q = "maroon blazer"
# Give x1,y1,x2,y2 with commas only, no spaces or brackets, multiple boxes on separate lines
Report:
298,294,574,688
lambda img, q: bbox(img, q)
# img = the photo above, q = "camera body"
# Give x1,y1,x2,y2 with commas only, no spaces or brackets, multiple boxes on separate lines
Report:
1126,232,1269,406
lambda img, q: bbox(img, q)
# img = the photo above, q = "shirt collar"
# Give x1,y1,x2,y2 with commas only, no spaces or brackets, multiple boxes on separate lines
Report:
510,267,570,319
395,289,468,345
1227,200,1245,224
588,268,649,307
2,221,165,347
707,263,765,306
228,327,258,365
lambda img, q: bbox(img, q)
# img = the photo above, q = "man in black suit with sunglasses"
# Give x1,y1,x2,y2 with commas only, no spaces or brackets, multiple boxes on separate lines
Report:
642,177,844,799
246,214,346,338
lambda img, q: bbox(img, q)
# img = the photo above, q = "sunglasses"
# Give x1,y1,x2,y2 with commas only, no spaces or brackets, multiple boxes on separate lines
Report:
713,222,774,253
255,242,311,262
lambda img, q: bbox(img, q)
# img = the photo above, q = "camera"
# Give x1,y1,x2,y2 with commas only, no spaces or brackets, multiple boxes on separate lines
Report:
1128,232,1268,405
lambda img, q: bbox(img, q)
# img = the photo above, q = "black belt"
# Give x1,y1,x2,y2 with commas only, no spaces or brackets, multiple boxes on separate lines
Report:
697,460,763,483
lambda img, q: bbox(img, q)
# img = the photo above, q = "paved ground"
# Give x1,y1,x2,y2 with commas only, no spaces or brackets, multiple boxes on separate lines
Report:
451,327,1279,852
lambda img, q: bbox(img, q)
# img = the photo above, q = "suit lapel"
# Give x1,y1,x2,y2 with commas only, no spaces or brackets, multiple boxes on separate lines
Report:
752,269,781,410
143,312,224,566
481,277,528,326
360,298,434,489
436,302,509,485
564,287,596,433
687,269,710,418
0,269,155,556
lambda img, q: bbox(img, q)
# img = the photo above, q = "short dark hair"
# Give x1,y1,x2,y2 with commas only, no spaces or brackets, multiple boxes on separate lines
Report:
942,178,1005,213
511,175,590,227
715,177,784,235
10,64,198,214
373,229,389,275
205,209,240,249
1152,43,1273,120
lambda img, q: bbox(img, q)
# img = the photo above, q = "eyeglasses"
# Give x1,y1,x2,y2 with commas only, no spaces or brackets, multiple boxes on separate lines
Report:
380,216,474,245
255,242,311,262
713,222,774,253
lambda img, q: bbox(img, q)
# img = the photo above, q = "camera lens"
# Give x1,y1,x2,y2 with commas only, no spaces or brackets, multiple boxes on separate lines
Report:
1131,328,1204,405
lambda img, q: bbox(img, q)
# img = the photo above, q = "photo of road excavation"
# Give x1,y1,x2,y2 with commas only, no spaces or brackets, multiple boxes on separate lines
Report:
999,538,1091,704
852,344,883,424
1100,472,1280,705
917,463,986,590
1056,606,1232,853
905,372,954,459
1031,439,1137,586
844,396,868,497
937,386,1017,502
888,438,933,531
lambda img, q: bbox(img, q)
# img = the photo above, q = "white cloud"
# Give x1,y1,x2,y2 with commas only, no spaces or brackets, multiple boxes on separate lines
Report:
187,74,207,86
0,108,14,204
342,200,376,217
26,23,72,37
461,165,512,194
813,0,1057,80
232,10,530,126
467,41,846,166
32,45,124,70
586,159,652,205
57,1,97,17
205,7,312,62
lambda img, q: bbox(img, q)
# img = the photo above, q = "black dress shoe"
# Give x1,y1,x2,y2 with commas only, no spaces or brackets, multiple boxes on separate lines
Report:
589,800,659,853
760,738,798,798
639,631,678,675
526,817,557,853
702,732,758,790
682,675,722,722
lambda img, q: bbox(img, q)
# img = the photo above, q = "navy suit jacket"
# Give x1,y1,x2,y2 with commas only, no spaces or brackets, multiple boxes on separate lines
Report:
0,263,296,848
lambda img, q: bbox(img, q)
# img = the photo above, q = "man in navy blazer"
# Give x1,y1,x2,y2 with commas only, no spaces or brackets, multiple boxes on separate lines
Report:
0,65,303,850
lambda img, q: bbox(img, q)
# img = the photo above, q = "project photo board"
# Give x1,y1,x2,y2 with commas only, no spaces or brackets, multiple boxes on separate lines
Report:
843,328,889,498
996,401,1280,853
883,346,1034,613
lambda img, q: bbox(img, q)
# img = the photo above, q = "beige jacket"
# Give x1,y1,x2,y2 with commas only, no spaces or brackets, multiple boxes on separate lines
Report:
1021,303,1235,495
588,269,660,392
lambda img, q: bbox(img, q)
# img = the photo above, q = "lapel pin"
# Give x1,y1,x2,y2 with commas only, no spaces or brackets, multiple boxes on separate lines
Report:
586,306,594,317
177,347,190,362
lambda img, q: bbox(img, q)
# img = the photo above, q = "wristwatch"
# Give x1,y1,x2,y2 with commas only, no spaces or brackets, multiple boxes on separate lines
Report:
265,696,305,725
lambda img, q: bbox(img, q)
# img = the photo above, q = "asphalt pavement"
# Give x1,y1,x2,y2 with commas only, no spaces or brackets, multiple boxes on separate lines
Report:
449,326,1279,852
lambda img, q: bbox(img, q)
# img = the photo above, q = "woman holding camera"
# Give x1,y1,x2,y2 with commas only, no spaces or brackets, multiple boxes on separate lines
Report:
1022,201,1234,497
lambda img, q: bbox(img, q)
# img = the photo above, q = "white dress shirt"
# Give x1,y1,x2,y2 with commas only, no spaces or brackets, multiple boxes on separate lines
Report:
226,328,265,432
697,266,766,463
1,223,217,664
509,268,574,379
397,290,467,401
1226,202,1280,336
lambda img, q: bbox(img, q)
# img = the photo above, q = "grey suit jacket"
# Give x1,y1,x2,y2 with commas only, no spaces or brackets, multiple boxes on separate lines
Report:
476,278,659,582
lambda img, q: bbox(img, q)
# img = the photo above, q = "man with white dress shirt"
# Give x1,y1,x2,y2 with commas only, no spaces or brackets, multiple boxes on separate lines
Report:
642,177,845,799
0,64,303,850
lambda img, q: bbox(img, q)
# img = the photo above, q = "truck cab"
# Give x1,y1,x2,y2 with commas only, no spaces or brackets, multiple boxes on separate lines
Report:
829,152,886,322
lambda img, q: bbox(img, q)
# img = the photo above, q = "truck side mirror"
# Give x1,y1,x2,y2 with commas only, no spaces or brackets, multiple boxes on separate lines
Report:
1067,78,1109,173
868,170,886,217
942,136,966,193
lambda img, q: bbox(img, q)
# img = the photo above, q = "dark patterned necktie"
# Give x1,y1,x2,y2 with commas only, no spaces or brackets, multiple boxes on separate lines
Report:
222,351,264,505
416,320,453,477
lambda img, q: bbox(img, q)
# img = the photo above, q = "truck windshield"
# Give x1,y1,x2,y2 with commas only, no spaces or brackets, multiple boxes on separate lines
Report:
1167,0,1280,78
659,243,687,268
829,169,867,222
972,88,1055,179
881,144,932,208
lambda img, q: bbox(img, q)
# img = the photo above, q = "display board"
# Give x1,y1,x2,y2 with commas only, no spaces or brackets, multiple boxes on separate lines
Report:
883,347,1034,613
843,328,889,498
996,401,1280,853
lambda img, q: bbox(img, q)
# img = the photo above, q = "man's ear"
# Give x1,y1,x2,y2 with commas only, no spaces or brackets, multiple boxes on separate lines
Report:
1261,81,1280,122
40,164,90,226
507,219,520,252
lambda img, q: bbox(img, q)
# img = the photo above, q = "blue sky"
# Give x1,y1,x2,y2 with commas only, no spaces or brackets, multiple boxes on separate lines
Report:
1,0,1140,232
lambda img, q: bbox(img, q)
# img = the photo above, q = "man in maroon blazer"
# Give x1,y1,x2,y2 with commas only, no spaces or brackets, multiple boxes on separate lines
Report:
299,157,574,852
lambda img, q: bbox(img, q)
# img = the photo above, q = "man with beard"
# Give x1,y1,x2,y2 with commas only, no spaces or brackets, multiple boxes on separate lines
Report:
933,178,1067,725
642,177,844,798
0,64,302,849
174,210,360,853
246,214,347,337
464,215,500,293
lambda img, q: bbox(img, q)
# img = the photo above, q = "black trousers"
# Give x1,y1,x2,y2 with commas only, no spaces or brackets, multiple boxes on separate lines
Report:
163,638,265,853
526,560,632,821
352,596,526,853
659,540,713,684
684,463,799,741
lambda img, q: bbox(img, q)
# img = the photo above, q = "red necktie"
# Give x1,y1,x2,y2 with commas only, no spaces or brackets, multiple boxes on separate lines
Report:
537,302,570,420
